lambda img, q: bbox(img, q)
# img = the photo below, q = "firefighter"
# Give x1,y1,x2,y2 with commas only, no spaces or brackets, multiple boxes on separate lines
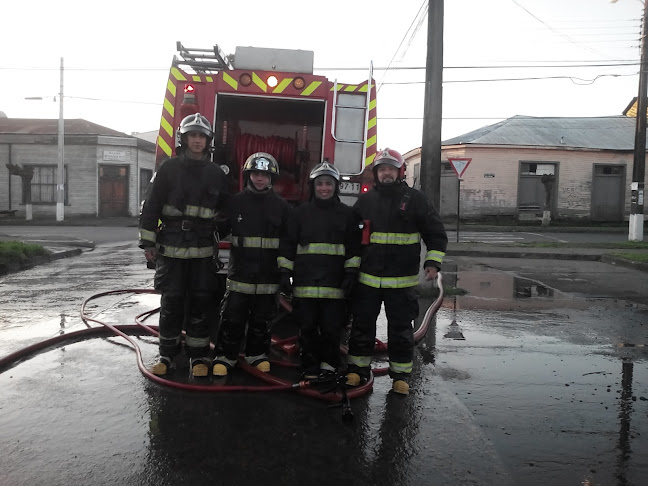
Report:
212,152,292,376
346,148,448,395
139,113,229,378
278,162,361,380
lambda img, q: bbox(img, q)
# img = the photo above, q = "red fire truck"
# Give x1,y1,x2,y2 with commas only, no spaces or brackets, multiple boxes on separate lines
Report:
154,42,378,205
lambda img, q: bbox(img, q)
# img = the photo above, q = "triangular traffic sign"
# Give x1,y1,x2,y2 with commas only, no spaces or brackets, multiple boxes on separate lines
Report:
447,158,472,178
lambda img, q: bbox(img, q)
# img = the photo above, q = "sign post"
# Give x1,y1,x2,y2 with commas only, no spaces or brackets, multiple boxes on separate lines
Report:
447,158,472,243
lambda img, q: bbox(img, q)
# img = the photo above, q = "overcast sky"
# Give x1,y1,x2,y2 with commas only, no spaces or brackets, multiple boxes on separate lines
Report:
0,0,644,153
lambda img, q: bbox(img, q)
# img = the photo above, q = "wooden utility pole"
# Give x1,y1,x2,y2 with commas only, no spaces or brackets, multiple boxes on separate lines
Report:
420,0,444,210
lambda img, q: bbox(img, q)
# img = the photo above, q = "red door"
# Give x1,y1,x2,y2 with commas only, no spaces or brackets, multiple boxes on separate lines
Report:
99,165,129,216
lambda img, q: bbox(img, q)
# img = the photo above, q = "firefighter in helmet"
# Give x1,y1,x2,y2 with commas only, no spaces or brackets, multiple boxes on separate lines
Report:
346,148,447,395
139,112,229,378
212,152,292,376
278,161,361,379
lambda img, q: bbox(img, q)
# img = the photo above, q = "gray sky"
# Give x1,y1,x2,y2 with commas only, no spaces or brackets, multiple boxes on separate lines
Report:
1,0,643,152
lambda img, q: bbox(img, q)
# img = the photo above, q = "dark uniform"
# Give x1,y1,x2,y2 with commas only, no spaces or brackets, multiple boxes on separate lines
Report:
348,152,447,390
213,153,292,373
279,172,361,377
139,153,228,361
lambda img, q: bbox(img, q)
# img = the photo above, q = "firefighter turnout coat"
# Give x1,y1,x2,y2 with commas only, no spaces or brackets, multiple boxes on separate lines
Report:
139,154,228,256
225,188,292,294
353,181,448,288
279,196,361,298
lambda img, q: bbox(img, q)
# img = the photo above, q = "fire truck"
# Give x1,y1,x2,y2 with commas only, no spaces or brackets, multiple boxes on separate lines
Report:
154,42,378,205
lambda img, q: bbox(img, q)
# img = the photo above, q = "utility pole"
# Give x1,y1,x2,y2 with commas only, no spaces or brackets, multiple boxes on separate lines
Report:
420,0,444,210
57,57,65,222
629,2,647,241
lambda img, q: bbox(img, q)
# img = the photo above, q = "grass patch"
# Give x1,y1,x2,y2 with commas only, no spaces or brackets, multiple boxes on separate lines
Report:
479,241,648,250
610,251,648,264
0,241,49,266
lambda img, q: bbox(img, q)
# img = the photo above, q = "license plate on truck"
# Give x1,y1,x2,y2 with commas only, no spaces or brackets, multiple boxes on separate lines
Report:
339,182,360,194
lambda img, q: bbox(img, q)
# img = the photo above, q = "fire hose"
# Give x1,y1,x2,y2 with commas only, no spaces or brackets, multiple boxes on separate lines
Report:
0,275,444,421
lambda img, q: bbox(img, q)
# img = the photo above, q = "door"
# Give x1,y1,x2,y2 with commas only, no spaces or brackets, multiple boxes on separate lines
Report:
99,165,129,217
591,164,625,221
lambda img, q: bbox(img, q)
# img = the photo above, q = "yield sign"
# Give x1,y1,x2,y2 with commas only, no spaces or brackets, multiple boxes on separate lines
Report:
447,157,472,178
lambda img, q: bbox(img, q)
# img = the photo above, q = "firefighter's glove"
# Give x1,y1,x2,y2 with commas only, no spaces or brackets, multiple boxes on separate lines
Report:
341,272,358,298
144,247,157,264
279,272,293,296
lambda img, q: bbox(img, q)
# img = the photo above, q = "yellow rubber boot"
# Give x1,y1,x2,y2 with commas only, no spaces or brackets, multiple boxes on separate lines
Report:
255,360,271,373
151,356,173,376
190,358,209,377
392,380,409,395
213,363,229,377
346,372,361,387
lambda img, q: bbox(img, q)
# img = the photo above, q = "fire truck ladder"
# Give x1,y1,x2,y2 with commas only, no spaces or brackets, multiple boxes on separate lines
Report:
173,41,232,74
330,62,373,176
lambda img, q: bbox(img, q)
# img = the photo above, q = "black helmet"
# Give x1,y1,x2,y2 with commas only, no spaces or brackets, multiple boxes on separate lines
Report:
309,161,340,182
243,152,280,177
179,113,213,139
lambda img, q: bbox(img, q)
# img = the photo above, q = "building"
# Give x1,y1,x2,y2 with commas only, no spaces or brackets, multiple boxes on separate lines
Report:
0,118,156,219
405,115,648,222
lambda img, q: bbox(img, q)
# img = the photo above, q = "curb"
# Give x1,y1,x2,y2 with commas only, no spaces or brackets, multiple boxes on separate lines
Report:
448,249,601,261
601,254,648,273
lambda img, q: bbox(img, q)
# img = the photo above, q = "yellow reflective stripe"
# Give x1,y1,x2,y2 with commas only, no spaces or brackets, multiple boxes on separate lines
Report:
344,256,360,269
296,243,344,256
358,272,419,289
159,333,181,344
227,279,279,295
370,232,420,245
223,72,238,90
157,136,172,157
162,205,183,217
184,205,217,219
205,76,213,82
367,117,376,130
231,237,279,249
347,355,372,367
163,98,175,117
344,85,358,92
185,335,210,347
365,152,375,166
369,98,377,110
192,75,201,82
425,249,445,264
139,228,157,243
171,67,186,81
293,286,344,299
389,361,413,374
161,117,173,137
162,245,214,259
358,83,373,93
252,72,267,92
277,256,294,271
366,134,376,148
273,77,292,93
302,81,321,96
166,80,177,97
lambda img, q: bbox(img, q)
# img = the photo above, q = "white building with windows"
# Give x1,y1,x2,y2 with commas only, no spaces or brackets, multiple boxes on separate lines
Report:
405,115,647,222
0,118,155,220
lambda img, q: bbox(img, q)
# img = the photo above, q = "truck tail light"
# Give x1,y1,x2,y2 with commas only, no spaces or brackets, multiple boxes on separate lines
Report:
183,84,196,103
240,73,252,86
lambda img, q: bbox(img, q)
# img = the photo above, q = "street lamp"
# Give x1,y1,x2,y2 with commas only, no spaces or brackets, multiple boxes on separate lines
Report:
24,57,65,222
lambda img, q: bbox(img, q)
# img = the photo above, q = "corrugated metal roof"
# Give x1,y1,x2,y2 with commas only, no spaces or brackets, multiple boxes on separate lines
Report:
0,118,128,137
442,115,639,151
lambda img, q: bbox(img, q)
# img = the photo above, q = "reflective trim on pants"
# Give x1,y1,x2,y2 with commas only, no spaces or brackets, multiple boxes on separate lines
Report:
226,278,279,295
293,286,344,299
389,361,413,374
358,272,419,289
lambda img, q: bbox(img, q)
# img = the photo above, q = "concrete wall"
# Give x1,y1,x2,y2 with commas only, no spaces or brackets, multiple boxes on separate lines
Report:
403,145,644,221
0,136,155,219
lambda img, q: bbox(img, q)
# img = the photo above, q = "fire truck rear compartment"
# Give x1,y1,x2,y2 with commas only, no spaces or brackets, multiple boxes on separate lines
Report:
213,95,325,201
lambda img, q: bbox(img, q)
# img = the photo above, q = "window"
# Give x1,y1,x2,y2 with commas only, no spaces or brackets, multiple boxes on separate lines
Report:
412,163,421,189
140,168,153,202
520,162,555,176
23,165,68,204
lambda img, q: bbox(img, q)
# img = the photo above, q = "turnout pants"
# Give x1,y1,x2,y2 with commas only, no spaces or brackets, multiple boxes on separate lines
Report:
293,298,347,372
348,283,419,381
216,291,277,361
154,254,220,359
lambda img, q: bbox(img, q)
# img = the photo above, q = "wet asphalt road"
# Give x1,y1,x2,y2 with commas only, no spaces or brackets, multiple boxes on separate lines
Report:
0,236,647,485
